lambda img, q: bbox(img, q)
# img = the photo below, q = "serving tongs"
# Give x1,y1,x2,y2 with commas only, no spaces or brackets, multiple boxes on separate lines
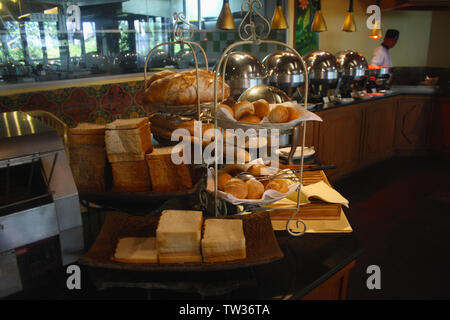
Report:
235,164,337,182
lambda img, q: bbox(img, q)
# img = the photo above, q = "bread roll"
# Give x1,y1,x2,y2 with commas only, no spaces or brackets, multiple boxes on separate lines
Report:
246,179,265,199
248,164,269,177
287,107,301,122
238,114,261,123
264,179,289,193
218,103,234,118
144,69,230,105
232,100,254,120
224,178,248,199
273,179,289,193
253,99,270,119
269,105,289,123
222,97,236,107
264,180,280,192
218,172,232,191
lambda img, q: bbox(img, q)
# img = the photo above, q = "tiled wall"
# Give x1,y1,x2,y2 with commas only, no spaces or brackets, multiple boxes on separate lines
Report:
0,81,148,127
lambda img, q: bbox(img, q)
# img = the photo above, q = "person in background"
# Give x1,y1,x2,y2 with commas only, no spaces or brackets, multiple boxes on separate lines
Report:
370,29,400,67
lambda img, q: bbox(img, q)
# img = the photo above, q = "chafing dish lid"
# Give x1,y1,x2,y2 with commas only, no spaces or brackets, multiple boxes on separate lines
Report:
238,84,289,104
262,50,305,77
335,50,368,74
303,50,339,75
217,51,267,81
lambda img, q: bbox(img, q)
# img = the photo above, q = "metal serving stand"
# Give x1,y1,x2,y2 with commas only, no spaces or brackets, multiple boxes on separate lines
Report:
143,12,210,121
210,0,310,236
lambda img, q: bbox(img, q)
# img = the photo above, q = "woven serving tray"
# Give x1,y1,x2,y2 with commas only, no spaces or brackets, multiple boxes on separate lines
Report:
78,211,283,272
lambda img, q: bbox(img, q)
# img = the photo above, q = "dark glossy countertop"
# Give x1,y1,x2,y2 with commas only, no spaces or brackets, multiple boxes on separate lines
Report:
83,214,363,300
308,84,449,114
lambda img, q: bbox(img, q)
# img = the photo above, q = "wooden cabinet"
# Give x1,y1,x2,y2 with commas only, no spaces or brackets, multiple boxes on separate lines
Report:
361,98,397,165
301,260,356,300
428,97,450,154
310,95,435,182
394,96,432,152
296,120,317,147
316,105,364,180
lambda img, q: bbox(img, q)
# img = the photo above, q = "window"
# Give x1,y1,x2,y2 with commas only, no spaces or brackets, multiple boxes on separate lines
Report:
0,0,286,84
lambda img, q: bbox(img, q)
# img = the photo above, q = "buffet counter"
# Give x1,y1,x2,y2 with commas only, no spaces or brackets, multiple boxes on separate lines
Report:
304,90,449,181
83,223,363,300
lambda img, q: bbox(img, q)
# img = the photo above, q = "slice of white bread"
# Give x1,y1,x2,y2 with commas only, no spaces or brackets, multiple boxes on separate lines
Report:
113,237,158,263
105,123,153,157
156,210,203,263
201,219,246,263
105,117,148,130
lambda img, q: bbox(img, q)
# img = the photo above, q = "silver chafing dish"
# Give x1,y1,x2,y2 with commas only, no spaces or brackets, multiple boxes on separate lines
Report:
262,50,306,95
335,50,368,97
174,49,194,69
149,49,174,68
216,51,267,97
238,84,290,104
303,50,340,102
0,111,84,298
367,65,392,91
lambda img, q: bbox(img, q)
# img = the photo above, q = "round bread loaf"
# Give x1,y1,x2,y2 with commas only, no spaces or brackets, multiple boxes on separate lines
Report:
246,179,265,199
273,179,289,193
217,172,233,191
239,114,261,123
224,178,248,199
143,69,230,105
264,179,289,193
218,103,234,118
233,100,254,120
269,105,289,123
248,164,269,177
287,107,301,122
264,180,282,192
253,99,270,119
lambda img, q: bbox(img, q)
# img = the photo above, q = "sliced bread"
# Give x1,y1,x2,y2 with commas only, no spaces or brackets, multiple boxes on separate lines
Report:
156,210,203,263
201,219,246,263
113,237,158,263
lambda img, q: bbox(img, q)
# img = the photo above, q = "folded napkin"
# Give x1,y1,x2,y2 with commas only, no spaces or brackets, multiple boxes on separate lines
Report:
286,180,349,208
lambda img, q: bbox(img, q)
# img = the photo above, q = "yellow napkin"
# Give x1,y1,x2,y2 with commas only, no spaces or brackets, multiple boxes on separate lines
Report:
271,209,353,233
286,181,349,208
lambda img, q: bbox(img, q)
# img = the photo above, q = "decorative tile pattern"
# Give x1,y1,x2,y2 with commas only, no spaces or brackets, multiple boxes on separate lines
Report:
62,88,97,124
101,85,132,116
23,93,59,115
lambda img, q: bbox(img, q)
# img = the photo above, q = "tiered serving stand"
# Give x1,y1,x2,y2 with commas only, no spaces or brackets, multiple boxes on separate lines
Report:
144,1,311,236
